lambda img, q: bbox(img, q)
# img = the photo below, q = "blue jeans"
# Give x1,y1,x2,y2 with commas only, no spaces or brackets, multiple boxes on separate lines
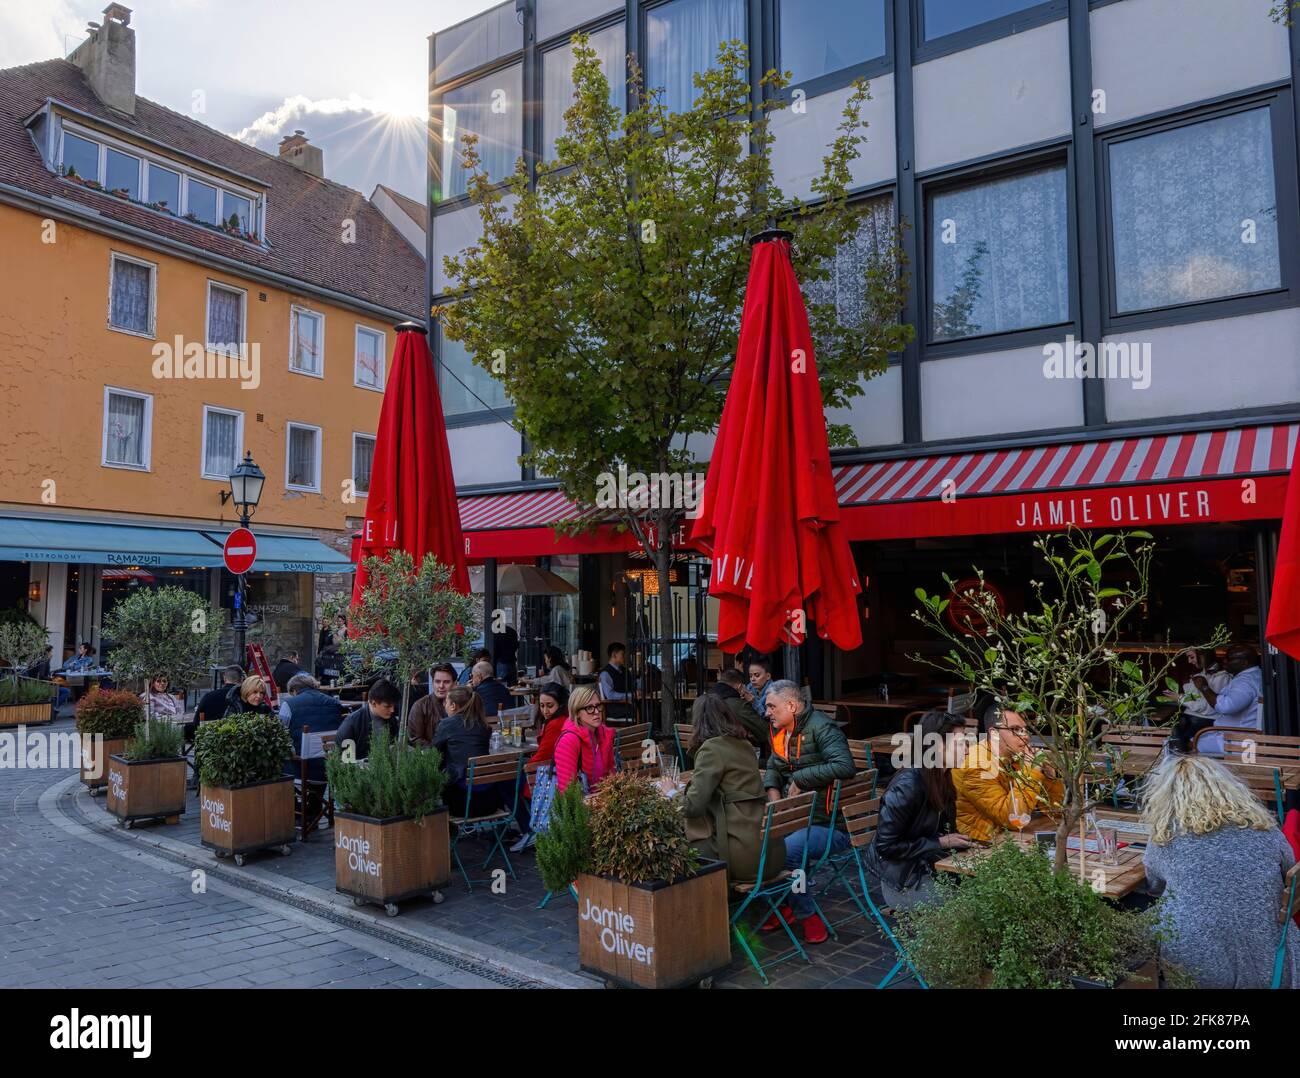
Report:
783,825,849,919
496,661,513,682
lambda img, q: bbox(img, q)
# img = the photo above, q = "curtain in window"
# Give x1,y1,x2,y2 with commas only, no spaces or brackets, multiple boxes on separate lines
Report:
645,0,746,115
288,428,317,487
209,287,242,348
541,22,626,160
107,394,145,466
441,64,524,199
110,260,151,333
293,312,321,372
804,198,894,330
1109,108,1280,313
354,437,375,493
929,166,1069,341
204,412,238,477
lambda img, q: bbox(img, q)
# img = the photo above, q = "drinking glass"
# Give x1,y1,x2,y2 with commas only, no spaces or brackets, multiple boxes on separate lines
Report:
1097,823,1119,865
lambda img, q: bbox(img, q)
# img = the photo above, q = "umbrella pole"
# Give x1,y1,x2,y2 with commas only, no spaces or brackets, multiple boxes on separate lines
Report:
783,640,801,690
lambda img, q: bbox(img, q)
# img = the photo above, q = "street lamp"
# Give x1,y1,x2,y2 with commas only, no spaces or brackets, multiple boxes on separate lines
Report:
222,451,265,666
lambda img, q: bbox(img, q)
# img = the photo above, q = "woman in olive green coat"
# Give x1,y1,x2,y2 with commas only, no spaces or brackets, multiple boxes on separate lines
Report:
680,694,772,886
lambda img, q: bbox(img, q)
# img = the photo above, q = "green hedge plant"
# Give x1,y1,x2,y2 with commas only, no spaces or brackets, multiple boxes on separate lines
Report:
195,712,293,788
325,730,446,820
588,771,699,885
123,716,185,762
536,781,592,893
0,677,55,707
74,690,145,738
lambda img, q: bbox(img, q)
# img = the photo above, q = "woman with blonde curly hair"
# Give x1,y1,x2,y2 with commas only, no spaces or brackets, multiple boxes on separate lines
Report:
1141,752,1299,987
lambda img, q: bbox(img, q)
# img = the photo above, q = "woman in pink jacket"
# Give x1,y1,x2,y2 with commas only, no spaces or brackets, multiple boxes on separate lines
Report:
553,684,617,795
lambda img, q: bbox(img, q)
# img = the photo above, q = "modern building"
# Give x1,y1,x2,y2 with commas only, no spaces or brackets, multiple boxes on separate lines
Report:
0,6,425,670
425,0,1300,735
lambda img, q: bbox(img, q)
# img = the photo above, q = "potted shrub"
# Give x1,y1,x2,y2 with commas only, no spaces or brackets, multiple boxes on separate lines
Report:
0,619,53,727
106,716,187,828
75,689,144,794
195,712,295,865
325,730,450,916
575,771,730,989
894,840,1167,989
536,781,593,899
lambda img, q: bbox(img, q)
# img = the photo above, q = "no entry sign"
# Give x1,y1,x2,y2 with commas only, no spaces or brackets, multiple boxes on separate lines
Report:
223,527,257,575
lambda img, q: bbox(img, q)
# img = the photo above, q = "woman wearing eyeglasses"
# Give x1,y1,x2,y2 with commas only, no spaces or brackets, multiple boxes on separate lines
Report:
553,684,617,796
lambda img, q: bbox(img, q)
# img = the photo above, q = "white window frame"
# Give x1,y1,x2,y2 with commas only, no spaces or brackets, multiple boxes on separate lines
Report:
106,252,157,339
101,386,153,472
200,405,245,482
354,325,386,391
205,280,248,353
289,305,326,378
285,422,323,493
351,432,376,496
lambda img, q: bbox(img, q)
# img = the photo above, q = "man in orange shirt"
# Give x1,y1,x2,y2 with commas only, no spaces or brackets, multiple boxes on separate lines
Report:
954,708,1064,842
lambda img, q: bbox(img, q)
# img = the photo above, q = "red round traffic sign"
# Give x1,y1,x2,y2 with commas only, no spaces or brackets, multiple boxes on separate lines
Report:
223,527,257,575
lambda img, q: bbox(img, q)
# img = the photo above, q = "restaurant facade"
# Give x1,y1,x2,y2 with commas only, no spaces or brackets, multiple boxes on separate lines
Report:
427,0,1300,736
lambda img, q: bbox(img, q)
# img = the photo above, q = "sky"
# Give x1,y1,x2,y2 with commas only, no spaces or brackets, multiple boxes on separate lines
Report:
0,0,503,199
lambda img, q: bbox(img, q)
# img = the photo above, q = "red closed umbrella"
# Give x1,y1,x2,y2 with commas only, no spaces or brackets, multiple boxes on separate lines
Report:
352,322,469,601
691,232,862,654
1266,441,1300,659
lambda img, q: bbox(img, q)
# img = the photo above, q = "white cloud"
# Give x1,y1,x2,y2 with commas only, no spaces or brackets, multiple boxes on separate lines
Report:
0,0,86,69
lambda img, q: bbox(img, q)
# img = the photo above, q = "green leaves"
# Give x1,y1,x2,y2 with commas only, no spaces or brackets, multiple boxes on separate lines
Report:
588,771,699,885
325,730,447,820
73,689,144,738
102,586,222,692
194,711,293,788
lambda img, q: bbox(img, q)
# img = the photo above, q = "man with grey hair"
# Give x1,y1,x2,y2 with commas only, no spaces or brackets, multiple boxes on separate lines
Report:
279,671,345,783
471,659,512,718
760,679,855,945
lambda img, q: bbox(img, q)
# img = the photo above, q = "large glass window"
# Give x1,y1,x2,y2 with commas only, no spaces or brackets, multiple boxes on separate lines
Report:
105,148,140,199
188,179,218,224
804,197,895,329
222,191,254,233
778,0,887,85
922,0,1047,41
928,165,1069,342
61,131,99,180
147,163,180,213
542,22,627,160
439,64,524,201
1108,107,1281,315
439,331,509,416
645,0,746,115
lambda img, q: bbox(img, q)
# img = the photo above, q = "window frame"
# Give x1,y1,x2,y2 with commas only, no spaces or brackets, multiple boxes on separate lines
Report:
205,280,248,354
354,325,387,392
199,404,245,483
285,421,323,493
289,304,326,378
351,432,377,496
772,0,894,102
435,309,515,423
433,59,528,208
106,251,157,339
1096,87,1300,335
913,0,1067,64
101,385,153,472
918,142,1077,360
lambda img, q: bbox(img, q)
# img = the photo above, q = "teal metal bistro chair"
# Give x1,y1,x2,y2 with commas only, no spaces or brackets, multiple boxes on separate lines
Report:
729,790,820,985
1274,863,1300,990
808,771,877,934
449,751,523,892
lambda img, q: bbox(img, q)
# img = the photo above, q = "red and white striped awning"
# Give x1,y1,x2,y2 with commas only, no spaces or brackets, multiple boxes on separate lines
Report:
457,422,1297,557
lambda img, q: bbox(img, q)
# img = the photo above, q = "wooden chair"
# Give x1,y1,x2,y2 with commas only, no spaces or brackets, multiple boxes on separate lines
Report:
489,704,533,730
1101,725,1170,753
1193,728,1299,823
673,723,695,768
616,722,658,775
728,791,818,985
449,751,523,891
848,738,873,775
292,726,336,841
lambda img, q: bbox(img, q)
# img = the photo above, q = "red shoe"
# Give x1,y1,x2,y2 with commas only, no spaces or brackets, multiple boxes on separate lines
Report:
801,914,830,945
760,905,796,933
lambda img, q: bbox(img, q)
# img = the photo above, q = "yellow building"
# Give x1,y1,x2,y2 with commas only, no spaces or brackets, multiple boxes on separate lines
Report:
0,7,425,670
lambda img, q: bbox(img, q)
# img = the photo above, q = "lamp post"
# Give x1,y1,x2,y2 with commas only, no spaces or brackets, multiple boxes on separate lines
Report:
222,451,265,667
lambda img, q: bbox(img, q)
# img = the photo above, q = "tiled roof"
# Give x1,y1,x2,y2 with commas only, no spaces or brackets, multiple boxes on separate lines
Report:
0,58,424,318
375,183,428,232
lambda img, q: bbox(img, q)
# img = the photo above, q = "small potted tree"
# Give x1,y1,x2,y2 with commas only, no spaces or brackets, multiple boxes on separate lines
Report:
106,716,188,828
575,771,730,989
536,781,593,904
326,730,450,916
75,689,144,794
195,712,295,864
0,618,53,727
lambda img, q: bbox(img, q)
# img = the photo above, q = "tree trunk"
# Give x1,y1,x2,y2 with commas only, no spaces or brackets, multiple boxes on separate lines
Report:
654,523,676,738
1053,791,1083,874
398,680,411,748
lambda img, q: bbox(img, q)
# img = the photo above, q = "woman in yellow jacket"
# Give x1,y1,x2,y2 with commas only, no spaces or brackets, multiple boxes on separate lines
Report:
953,709,1064,842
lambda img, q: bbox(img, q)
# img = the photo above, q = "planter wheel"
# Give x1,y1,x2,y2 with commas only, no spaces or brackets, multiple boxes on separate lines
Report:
233,854,246,867
214,850,231,860
278,845,293,857
384,903,400,918
697,977,714,989
351,897,367,907
122,819,133,830
88,787,103,798
431,890,445,905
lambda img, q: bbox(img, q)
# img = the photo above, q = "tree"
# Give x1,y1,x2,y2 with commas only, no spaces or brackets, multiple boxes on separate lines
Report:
0,619,48,700
325,552,482,745
441,37,913,728
912,529,1227,875
102,586,223,717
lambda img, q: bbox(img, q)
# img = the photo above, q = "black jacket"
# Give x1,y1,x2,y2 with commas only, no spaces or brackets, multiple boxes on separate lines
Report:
223,684,273,718
866,767,954,892
473,677,512,720
272,659,305,692
335,704,397,761
432,715,491,785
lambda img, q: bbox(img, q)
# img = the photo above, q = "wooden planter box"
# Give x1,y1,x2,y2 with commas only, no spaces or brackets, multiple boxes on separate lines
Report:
0,701,53,727
577,860,730,989
334,808,450,916
105,755,187,827
80,735,129,794
200,777,295,864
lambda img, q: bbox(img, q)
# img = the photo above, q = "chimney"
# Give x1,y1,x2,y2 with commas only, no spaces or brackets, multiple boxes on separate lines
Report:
278,129,324,178
70,5,136,116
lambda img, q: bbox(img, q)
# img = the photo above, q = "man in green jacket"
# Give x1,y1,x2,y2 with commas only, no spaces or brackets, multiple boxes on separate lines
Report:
761,680,855,944
690,669,769,762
